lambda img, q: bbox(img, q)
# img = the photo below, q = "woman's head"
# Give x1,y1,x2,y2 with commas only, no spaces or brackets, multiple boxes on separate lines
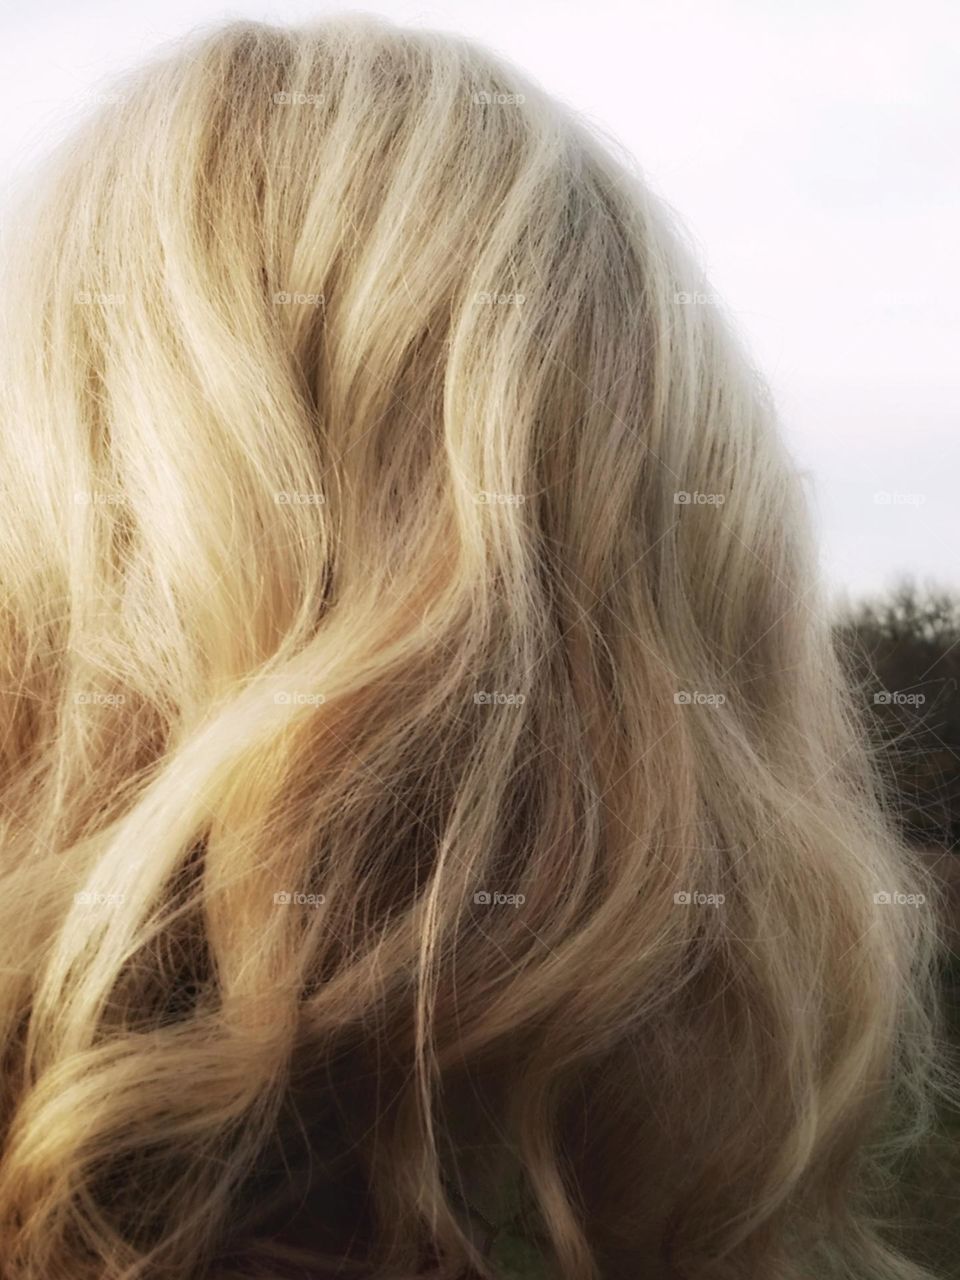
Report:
0,18,946,1280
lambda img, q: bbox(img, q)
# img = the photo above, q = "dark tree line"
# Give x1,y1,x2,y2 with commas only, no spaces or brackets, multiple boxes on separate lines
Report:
835,582,960,851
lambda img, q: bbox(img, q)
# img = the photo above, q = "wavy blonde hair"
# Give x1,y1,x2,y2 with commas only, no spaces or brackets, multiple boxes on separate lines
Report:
0,17,949,1280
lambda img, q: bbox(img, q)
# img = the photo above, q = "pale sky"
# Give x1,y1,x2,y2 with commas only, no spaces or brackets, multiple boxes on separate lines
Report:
1,0,956,599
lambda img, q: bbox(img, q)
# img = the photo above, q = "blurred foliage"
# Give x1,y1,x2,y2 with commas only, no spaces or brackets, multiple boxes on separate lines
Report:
834,581,960,850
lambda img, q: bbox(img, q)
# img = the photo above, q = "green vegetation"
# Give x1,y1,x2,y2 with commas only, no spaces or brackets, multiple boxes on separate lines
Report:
836,582,960,850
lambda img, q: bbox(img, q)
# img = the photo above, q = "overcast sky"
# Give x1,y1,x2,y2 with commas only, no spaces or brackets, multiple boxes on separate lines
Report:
1,0,956,600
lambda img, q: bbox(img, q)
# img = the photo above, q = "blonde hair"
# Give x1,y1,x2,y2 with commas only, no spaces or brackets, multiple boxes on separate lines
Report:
0,18,949,1280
